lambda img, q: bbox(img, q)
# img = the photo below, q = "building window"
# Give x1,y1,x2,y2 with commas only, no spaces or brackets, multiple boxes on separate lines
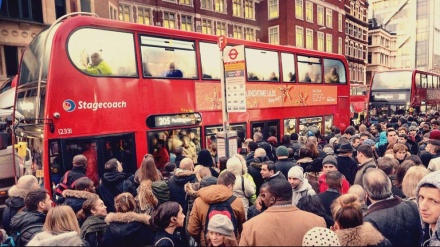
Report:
233,0,243,17
137,7,151,25
306,1,313,22
234,26,243,39
326,33,332,52
179,0,192,6
216,22,227,35
306,29,313,49
245,0,254,19
180,15,193,31
269,26,279,45
317,5,324,26
326,9,332,28
338,37,342,54
109,4,118,20
345,41,349,56
317,32,324,51
202,19,213,34
338,13,342,32
119,4,131,22
295,0,303,20
245,27,255,41
215,0,225,13
201,0,213,10
164,12,176,29
80,0,92,12
268,0,279,19
296,26,304,48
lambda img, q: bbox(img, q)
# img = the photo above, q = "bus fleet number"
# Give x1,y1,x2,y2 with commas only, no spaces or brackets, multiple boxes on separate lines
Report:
58,128,73,135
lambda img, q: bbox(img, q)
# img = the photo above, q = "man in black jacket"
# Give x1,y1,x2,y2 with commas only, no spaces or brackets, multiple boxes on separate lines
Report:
317,171,341,216
275,146,295,179
54,154,88,203
9,188,52,246
363,169,422,246
62,177,97,213
168,157,197,214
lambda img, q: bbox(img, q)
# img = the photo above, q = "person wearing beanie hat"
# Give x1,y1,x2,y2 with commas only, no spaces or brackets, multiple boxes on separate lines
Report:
318,156,350,194
302,227,340,246
416,171,440,246
287,166,316,205
275,146,295,179
206,214,238,246
54,155,88,204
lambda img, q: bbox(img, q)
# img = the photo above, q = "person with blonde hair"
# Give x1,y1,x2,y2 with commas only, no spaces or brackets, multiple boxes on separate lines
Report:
102,193,155,247
135,180,158,216
27,205,87,246
331,194,391,246
402,166,429,202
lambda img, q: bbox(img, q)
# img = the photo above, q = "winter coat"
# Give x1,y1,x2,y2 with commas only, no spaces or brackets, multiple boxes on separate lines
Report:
275,159,295,179
364,196,422,247
353,158,376,186
336,222,392,246
9,210,45,246
248,160,266,195
317,189,341,216
102,211,155,247
292,178,316,205
239,205,326,246
27,231,87,246
336,155,358,185
62,190,97,214
266,171,286,182
2,185,27,234
421,217,440,246
232,175,256,219
80,216,107,247
59,167,87,189
154,229,185,247
98,171,136,212
168,169,197,214
187,184,246,246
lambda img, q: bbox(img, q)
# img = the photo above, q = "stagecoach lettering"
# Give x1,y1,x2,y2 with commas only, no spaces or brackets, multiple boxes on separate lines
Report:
58,128,72,135
78,101,127,111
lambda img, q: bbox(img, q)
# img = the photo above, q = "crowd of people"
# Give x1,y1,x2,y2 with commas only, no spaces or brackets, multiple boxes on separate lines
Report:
4,112,440,246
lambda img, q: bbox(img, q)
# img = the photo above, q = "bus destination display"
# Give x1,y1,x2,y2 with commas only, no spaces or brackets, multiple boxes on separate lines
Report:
146,113,202,128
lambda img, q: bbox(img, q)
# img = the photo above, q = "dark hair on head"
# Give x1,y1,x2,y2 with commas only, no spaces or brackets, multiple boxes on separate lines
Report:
25,188,48,212
331,193,363,229
395,160,416,187
357,145,373,158
137,154,161,183
263,161,277,172
298,147,313,159
150,201,180,231
326,171,342,189
74,177,93,191
114,192,136,213
281,135,291,145
248,141,258,152
297,195,330,222
266,179,292,201
386,128,396,136
105,158,119,172
377,157,397,175
164,162,176,173
409,155,423,166
305,142,319,158
217,171,236,187
77,196,100,221
344,126,356,136
218,156,228,172
290,133,299,141
174,146,183,155
334,127,341,134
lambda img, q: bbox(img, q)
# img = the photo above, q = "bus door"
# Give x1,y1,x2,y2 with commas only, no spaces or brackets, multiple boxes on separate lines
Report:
299,116,323,137
205,123,247,157
49,133,136,186
251,120,280,142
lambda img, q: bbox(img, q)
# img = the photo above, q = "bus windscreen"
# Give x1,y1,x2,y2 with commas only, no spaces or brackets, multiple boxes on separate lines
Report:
371,71,413,90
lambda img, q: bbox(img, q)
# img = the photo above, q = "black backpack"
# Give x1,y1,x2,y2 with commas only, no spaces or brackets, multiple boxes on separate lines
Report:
1,223,43,247
204,196,238,240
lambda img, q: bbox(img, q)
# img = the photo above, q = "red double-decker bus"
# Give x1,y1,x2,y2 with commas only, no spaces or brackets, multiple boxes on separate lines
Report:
14,14,350,192
368,69,440,122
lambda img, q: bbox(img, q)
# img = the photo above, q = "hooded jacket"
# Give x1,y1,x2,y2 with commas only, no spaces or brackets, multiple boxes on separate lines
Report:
62,190,97,214
9,210,45,246
187,184,245,246
27,231,87,246
98,171,133,213
336,222,392,246
248,159,266,195
2,185,28,234
292,178,316,205
416,170,440,246
168,168,197,214
102,211,155,247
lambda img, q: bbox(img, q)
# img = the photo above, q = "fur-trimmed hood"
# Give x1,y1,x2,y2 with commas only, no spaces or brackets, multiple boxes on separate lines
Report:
62,189,97,200
26,231,85,246
174,168,195,177
336,222,389,246
8,185,30,198
105,211,151,225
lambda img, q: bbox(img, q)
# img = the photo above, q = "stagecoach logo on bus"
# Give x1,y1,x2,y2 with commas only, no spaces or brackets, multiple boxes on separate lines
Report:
63,99,127,112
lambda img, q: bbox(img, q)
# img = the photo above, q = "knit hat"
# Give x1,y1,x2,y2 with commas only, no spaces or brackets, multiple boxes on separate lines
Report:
200,176,218,188
322,155,338,168
323,146,334,156
430,130,440,140
151,181,170,205
363,139,376,146
287,166,304,181
226,156,243,176
207,214,234,237
302,227,340,246
197,149,214,167
416,170,440,202
409,125,418,131
276,146,289,157
72,155,87,167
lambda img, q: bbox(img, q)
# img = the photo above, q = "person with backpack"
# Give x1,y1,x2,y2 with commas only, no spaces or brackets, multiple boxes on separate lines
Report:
6,188,51,247
150,201,185,247
98,158,136,213
187,171,245,246
2,175,39,234
54,154,88,204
